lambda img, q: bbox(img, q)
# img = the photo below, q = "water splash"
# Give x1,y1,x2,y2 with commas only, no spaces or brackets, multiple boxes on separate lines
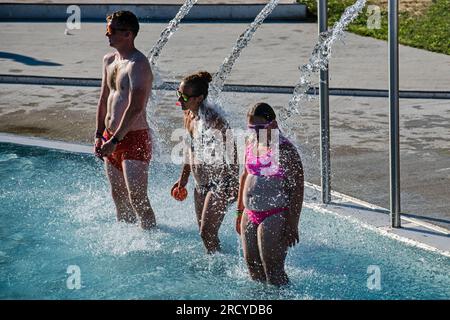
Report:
208,0,281,102
146,0,198,161
147,0,198,70
280,0,367,131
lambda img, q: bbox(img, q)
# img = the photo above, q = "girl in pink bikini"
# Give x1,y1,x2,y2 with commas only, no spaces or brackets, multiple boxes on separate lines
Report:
236,102,304,286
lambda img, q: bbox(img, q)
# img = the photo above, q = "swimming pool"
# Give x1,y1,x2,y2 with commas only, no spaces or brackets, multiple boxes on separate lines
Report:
0,142,449,300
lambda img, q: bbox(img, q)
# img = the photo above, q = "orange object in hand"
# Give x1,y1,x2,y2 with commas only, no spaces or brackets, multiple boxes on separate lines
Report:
172,186,188,201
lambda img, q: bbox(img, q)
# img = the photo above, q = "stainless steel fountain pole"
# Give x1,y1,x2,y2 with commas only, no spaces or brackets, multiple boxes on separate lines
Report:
389,0,401,227
319,0,331,204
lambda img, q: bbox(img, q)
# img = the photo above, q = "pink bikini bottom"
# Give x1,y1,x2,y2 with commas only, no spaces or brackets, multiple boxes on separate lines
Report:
244,207,288,226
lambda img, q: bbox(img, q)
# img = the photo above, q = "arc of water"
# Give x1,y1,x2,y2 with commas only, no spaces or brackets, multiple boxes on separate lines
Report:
147,0,198,69
145,0,198,161
146,0,198,92
281,0,367,124
208,0,281,102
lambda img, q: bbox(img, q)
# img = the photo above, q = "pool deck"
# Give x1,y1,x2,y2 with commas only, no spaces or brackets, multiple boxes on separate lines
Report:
1,132,449,257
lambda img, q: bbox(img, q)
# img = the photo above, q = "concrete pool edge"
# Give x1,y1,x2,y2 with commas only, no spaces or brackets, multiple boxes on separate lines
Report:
1,132,449,258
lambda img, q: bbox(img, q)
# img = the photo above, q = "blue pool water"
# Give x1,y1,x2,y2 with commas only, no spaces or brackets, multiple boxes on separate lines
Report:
0,142,449,300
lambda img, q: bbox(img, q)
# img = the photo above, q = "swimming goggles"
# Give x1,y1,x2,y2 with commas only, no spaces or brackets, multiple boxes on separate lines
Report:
247,120,274,130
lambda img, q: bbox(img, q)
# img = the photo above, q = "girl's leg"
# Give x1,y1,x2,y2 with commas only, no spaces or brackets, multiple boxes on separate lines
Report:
258,213,289,286
198,188,228,254
194,187,206,230
241,213,266,282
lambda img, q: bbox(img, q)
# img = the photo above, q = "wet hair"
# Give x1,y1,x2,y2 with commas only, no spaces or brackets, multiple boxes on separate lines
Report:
182,71,213,99
106,11,140,38
248,102,276,122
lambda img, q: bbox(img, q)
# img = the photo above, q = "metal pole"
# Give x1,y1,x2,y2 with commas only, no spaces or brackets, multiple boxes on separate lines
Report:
389,0,401,227
319,0,331,204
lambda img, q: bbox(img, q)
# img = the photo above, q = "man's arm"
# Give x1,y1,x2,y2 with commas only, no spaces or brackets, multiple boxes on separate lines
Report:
113,59,153,141
94,54,112,158
95,54,111,137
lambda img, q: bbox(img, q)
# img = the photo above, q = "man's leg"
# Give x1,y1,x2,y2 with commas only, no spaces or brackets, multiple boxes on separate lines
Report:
105,160,136,223
258,213,289,286
122,160,156,230
241,213,266,282
200,188,228,254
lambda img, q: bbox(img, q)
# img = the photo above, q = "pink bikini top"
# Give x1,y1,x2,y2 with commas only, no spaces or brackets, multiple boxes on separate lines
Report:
245,136,290,177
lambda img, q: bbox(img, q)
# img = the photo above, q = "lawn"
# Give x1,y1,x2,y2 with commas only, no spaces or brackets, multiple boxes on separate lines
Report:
300,0,450,55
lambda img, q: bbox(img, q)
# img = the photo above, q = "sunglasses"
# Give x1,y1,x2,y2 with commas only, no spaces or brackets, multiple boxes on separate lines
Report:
176,90,195,103
106,25,130,36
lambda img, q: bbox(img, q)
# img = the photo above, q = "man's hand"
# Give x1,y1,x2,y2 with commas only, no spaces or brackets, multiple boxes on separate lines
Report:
94,138,104,161
285,219,299,248
99,139,117,157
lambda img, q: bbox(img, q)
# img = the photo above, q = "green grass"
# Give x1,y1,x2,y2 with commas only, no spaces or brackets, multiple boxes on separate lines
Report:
300,0,450,55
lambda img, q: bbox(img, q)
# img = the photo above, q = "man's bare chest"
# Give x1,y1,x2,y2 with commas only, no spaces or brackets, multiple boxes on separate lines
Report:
107,61,130,92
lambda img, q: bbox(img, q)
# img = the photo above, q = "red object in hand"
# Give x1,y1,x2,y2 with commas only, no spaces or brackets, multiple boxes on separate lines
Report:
172,186,188,201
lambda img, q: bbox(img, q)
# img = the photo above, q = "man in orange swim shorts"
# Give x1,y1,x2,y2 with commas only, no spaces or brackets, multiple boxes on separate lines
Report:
94,10,156,229
102,128,151,173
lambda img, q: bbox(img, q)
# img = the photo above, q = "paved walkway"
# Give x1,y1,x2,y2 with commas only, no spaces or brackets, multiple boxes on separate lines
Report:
1,22,449,90
0,20,449,230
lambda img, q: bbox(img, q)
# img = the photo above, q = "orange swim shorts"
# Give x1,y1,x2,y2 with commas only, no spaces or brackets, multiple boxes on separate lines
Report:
103,129,152,172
